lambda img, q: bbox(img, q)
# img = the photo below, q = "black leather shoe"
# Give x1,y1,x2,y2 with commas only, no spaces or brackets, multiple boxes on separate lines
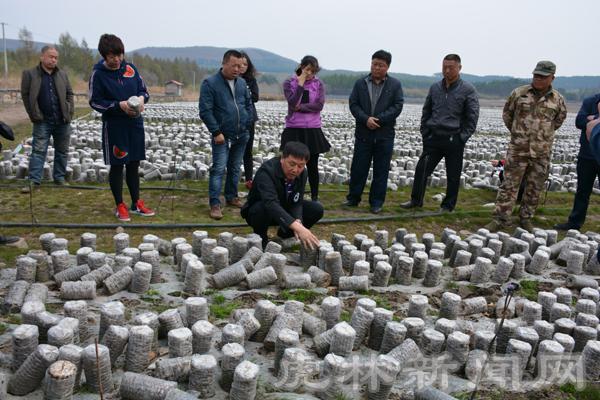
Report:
400,200,421,209
370,206,383,214
342,200,359,207
0,235,20,245
553,222,579,231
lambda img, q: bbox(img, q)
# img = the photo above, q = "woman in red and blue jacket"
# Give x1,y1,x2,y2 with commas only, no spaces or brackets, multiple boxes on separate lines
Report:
89,34,154,222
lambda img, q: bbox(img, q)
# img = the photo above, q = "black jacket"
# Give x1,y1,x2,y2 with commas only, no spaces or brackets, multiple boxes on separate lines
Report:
420,78,479,143
241,157,306,228
245,76,259,123
349,74,404,139
575,93,600,160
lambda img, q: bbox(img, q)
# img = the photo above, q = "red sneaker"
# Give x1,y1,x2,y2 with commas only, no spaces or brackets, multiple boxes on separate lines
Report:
115,202,131,222
132,199,155,216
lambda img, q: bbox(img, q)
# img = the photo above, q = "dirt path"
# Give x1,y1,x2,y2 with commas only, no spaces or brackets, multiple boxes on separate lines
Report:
0,103,30,127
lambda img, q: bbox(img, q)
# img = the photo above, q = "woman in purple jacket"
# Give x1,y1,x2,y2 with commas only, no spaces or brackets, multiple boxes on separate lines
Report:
280,55,330,201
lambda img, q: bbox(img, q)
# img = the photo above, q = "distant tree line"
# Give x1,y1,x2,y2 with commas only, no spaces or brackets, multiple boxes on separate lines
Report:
7,27,598,100
320,71,598,101
5,28,212,89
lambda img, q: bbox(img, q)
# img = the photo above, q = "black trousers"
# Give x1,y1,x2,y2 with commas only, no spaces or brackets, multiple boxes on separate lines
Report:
109,161,140,207
411,134,464,210
567,157,600,228
245,200,324,247
307,153,320,199
346,135,394,208
243,122,256,182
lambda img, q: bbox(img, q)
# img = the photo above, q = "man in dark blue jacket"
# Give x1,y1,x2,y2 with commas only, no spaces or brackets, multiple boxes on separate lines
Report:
199,50,252,219
554,94,600,231
344,50,404,214
401,54,479,212
585,110,600,265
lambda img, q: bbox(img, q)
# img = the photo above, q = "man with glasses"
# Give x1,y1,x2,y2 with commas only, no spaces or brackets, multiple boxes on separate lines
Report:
343,50,404,214
401,54,480,213
485,61,567,232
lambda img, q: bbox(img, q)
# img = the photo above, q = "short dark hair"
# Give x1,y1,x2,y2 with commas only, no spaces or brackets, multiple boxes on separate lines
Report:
372,50,392,66
240,51,257,80
282,141,310,161
41,45,58,54
98,34,124,58
444,54,461,64
223,50,243,64
295,55,320,76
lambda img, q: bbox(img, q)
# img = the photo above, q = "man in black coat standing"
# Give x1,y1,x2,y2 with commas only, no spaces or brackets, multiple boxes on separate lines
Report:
344,50,404,214
554,93,600,231
401,54,479,212
241,141,323,249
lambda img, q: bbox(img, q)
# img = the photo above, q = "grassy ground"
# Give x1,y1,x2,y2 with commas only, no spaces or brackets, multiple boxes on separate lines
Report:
1,178,597,266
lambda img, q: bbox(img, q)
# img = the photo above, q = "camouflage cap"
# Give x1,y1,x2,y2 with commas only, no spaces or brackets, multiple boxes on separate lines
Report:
532,60,556,76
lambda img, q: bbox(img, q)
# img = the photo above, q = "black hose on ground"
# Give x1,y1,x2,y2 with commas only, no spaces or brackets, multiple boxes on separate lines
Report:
0,183,350,193
0,209,481,229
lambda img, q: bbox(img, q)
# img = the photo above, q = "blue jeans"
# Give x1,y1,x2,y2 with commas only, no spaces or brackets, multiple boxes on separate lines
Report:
28,121,70,183
347,135,394,208
209,132,249,206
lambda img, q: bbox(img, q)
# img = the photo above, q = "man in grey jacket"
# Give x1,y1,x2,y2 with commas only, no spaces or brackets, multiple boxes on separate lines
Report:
401,54,479,212
21,45,74,191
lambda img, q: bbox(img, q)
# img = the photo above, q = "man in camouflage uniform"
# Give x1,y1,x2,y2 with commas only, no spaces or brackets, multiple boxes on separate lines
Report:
485,61,567,232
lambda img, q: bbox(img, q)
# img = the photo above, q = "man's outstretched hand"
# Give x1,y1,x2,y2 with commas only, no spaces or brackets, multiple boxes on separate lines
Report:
290,220,320,250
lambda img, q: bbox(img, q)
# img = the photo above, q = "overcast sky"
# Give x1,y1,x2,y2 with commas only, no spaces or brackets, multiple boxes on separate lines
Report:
3,0,598,77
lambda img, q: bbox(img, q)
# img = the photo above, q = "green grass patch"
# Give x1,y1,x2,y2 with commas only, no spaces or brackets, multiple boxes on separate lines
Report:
559,383,600,400
5,313,21,324
280,289,322,304
333,393,353,400
45,303,63,313
0,323,8,335
210,293,240,320
445,280,459,290
519,280,540,301
145,288,160,296
340,310,351,322
210,300,241,320
212,294,226,305
428,309,440,317
360,290,393,309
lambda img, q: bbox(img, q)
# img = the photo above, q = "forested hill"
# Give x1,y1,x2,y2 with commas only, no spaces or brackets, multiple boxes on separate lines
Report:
5,34,600,100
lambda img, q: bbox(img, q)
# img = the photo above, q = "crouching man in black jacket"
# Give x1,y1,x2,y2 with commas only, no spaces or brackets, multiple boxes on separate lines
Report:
241,141,323,249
